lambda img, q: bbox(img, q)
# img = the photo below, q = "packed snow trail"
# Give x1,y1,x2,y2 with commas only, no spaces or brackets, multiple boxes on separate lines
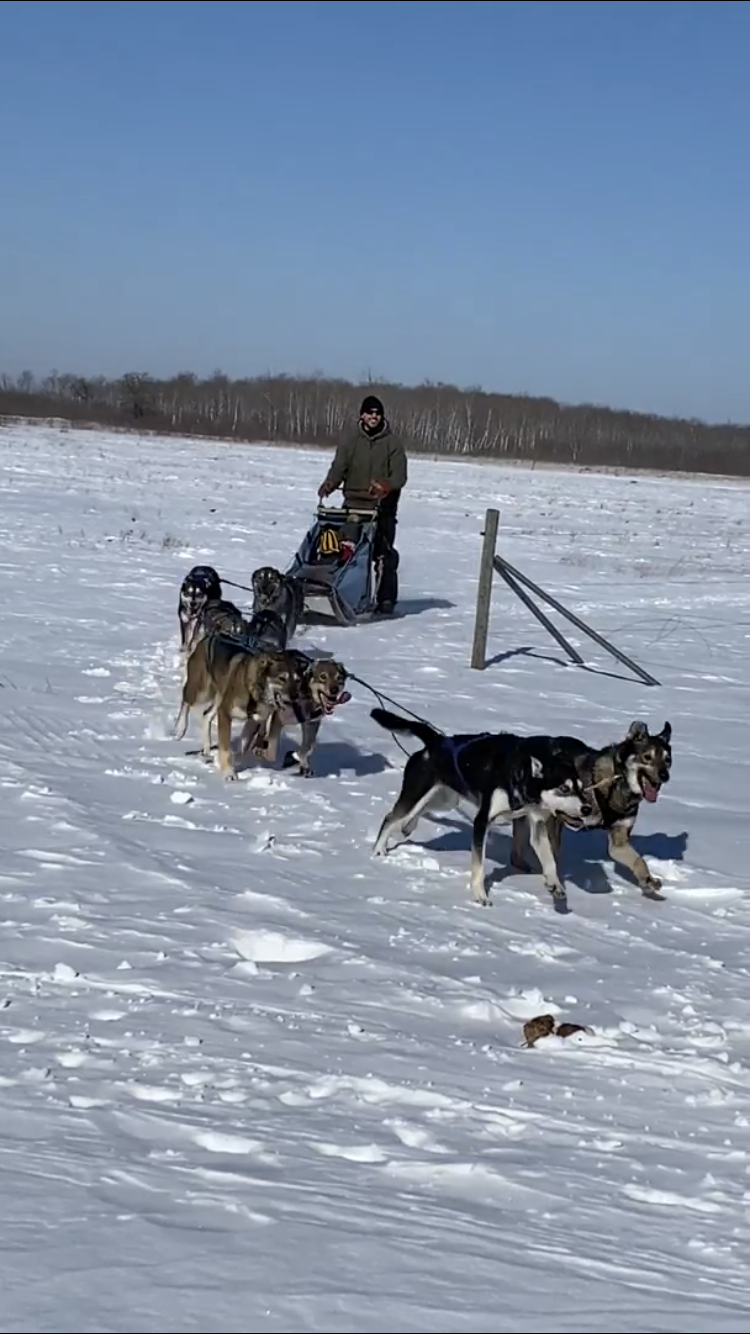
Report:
1,423,749,1332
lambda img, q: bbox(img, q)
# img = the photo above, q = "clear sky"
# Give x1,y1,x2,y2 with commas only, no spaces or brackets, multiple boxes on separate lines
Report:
1,0,748,423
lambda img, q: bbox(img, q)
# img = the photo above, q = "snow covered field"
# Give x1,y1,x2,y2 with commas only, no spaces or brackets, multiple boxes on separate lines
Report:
1,421,749,1334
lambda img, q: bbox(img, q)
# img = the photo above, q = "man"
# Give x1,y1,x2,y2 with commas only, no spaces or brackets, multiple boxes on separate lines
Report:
318,394,407,615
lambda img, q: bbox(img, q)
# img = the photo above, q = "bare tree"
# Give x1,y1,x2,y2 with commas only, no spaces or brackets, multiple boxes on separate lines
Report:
1,367,748,477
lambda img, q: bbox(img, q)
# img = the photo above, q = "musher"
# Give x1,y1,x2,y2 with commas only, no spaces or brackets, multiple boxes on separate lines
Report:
317,394,407,615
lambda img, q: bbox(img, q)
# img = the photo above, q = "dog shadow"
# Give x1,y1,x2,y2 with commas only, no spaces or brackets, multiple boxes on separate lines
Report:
411,815,572,912
413,815,689,899
417,815,518,869
234,737,391,779
287,739,392,778
556,828,690,894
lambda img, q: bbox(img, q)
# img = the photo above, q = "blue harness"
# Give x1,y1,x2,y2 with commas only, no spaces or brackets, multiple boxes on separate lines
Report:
438,733,491,799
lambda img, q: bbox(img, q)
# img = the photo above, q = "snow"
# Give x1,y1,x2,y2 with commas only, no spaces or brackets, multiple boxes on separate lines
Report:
1,421,749,1333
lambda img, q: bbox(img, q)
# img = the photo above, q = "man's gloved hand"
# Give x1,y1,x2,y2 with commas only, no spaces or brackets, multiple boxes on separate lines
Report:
369,478,392,498
318,480,334,498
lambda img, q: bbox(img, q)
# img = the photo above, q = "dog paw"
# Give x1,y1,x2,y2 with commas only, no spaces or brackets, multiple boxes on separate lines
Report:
472,889,492,907
642,875,665,899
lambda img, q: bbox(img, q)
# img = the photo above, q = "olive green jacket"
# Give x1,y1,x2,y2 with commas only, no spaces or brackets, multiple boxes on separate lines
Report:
323,421,407,508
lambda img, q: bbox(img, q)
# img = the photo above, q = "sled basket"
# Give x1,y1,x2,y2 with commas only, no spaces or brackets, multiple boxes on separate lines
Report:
286,504,381,624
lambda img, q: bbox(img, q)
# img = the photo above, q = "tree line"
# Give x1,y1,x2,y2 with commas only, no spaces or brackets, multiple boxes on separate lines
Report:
1,368,748,476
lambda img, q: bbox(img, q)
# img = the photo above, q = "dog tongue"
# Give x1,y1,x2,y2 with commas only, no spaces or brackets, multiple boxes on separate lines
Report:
324,690,352,714
643,778,658,803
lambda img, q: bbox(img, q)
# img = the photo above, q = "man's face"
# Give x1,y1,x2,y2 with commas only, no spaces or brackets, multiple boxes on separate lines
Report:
361,408,383,428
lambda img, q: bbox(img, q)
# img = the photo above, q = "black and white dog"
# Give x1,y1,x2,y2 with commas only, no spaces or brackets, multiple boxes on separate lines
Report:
178,565,222,652
370,708,593,906
178,565,253,657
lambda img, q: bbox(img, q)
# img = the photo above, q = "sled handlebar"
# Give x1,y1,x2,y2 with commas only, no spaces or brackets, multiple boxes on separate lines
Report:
316,502,379,522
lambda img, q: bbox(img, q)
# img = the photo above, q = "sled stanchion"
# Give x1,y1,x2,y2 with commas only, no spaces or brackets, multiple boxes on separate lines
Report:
470,509,661,687
471,508,499,670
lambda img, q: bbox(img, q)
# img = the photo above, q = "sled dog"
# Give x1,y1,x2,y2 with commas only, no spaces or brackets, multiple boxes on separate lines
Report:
252,655,351,776
243,607,290,655
370,708,592,905
173,634,305,778
178,564,222,652
511,720,672,897
251,565,304,642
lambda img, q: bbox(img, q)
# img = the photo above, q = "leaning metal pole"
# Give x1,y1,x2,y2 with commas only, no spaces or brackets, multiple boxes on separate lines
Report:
492,552,661,688
494,562,585,666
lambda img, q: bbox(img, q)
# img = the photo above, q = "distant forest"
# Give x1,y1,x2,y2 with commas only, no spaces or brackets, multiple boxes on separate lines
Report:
1,368,748,476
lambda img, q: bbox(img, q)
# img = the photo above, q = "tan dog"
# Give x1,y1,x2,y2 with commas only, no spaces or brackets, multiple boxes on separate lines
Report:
251,655,351,777
173,633,304,778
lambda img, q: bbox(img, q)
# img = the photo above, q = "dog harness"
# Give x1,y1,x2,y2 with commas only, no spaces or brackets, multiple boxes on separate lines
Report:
288,654,352,725
438,733,490,799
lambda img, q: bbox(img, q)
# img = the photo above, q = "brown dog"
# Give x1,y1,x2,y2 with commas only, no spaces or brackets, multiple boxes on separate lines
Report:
173,633,304,778
251,655,351,776
511,720,673,897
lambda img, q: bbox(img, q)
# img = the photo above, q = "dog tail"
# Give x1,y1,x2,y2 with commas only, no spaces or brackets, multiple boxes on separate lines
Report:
370,707,442,751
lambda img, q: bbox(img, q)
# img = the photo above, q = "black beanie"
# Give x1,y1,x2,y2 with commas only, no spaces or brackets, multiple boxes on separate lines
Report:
360,394,384,417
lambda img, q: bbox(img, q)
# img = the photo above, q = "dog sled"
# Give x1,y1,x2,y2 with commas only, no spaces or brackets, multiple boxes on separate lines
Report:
286,504,381,625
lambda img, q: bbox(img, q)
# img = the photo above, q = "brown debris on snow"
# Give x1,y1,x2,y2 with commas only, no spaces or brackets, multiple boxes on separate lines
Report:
522,1014,593,1047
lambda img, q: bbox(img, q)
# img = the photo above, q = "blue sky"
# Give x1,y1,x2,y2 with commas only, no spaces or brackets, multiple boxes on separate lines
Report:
1,0,748,423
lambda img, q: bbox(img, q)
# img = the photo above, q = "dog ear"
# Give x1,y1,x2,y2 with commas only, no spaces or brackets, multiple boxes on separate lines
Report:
530,755,543,779
613,737,635,765
658,721,672,743
626,720,649,741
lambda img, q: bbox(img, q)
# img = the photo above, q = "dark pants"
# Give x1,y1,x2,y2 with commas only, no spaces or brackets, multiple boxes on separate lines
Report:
374,505,399,608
